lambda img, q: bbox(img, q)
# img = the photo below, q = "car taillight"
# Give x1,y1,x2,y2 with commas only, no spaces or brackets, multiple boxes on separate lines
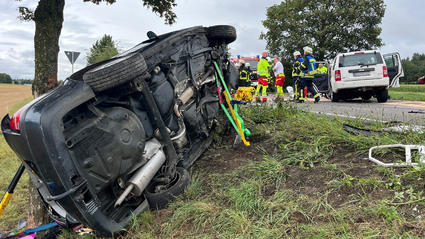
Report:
383,66,388,78
10,107,24,131
335,70,341,81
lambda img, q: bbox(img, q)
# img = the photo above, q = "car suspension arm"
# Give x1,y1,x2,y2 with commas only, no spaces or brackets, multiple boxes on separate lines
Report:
139,76,178,178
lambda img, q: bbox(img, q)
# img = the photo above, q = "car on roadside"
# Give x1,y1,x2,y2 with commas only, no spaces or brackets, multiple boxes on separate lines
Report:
326,50,404,102
419,76,424,84
1,25,238,237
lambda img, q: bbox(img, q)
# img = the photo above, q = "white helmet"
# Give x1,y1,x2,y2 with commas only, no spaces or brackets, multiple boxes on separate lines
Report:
293,51,301,57
239,60,245,64
303,46,313,54
245,63,250,67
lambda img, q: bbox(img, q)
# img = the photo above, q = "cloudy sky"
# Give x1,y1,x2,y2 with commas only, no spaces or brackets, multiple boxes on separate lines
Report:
0,0,423,80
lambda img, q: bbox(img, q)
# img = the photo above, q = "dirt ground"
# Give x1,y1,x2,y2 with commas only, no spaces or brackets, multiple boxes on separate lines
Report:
0,84,32,116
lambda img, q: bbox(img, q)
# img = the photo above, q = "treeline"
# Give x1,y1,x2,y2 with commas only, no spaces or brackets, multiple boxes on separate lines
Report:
401,53,425,83
0,73,33,85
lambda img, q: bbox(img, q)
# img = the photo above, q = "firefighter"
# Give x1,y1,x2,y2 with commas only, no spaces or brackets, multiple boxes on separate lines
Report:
273,57,285,100
238,60,248,87
299,46,320,103
317,63,328,74
292,51,303,101
245,63,252,86
255,51,270,102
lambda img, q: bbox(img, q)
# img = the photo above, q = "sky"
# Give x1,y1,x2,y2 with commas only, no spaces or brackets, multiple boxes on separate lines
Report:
0,0,424,81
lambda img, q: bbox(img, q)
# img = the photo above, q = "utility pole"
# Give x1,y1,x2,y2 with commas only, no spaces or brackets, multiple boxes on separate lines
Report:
64,51,80,74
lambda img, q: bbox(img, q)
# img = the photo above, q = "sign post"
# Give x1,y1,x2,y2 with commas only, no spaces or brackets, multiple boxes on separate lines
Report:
64,51,80,74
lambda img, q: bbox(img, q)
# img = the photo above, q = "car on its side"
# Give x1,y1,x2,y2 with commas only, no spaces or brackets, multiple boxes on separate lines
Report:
327,50,404,102
1,25,238,237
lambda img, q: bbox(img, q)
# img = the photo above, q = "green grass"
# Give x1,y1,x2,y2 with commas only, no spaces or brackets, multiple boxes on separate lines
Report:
389,84,425,101
2,100,425,238
0,97,32,233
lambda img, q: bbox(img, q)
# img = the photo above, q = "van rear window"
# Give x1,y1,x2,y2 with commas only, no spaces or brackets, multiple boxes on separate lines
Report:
339,53,383,67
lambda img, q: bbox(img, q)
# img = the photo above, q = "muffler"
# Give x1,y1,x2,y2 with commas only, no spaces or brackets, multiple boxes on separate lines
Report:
114,147,166,207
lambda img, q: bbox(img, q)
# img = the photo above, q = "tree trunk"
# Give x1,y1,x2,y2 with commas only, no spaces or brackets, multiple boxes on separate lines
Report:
28,0,65,232
32,0,65,96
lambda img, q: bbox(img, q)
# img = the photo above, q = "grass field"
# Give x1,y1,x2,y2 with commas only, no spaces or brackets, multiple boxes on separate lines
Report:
389,84,425,101
2,94,425,238
0,97,32,234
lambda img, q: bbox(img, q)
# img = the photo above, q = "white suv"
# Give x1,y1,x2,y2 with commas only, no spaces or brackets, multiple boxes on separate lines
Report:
328,50,403,102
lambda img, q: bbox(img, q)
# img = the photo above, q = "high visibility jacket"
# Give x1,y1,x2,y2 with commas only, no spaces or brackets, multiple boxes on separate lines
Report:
317,66,328,74
300,55,317,78
292,58,304,77
257,58,270,78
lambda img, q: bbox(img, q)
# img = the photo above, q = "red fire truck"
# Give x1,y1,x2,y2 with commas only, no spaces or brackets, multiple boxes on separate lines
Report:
230,56,260,85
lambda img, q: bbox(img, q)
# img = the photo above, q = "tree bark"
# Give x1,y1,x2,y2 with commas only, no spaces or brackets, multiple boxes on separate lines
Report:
32,0,65,96
28,0,65,232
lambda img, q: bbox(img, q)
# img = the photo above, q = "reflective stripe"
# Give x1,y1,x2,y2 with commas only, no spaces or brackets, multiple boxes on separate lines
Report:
257,59,270,77
302,56,317,77
239,70,248,80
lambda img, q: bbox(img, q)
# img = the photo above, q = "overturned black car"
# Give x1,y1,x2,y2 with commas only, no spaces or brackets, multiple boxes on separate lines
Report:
1,25,238,236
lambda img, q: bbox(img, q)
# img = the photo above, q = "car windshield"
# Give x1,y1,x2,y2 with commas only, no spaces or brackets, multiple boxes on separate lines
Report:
339,53,383,67
245,60,259,70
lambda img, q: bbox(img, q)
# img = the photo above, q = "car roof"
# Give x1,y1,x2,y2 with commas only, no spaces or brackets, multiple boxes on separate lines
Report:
337,50,381,57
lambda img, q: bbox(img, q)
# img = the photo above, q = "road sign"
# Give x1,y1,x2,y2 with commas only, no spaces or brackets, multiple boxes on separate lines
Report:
64,51,80,73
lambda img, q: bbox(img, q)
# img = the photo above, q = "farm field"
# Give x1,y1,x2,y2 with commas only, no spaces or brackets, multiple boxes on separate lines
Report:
0,84,33,117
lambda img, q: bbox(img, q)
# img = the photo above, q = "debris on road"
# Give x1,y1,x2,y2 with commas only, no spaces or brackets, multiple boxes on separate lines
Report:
408,110,425,114
342,124,383,137
382,125,425,134
367,144,425,167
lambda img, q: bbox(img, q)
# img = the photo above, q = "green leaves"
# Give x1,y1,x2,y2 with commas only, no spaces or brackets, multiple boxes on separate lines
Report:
86,34,119,65
261,0,386,61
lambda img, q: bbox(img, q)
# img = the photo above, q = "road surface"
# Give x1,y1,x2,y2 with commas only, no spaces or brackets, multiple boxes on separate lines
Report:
298,99,425,125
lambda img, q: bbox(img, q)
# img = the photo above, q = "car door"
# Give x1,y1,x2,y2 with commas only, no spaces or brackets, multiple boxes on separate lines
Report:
314,61,330,93
383,52,404,88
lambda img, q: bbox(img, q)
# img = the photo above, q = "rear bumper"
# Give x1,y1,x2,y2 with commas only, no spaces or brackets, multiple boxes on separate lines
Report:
333,78,389,92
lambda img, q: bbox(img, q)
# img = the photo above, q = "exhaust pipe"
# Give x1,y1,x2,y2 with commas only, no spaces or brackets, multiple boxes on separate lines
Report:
114,149,166,207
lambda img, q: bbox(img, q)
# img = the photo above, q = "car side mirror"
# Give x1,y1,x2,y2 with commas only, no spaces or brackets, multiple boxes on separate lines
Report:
147,31,158,40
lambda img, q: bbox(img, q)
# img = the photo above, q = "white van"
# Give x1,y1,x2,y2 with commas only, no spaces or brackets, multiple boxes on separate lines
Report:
327,50,404,102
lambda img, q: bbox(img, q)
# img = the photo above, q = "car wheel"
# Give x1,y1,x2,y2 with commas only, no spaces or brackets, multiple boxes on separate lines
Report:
330,91,339,102
83,53,148,92
376,88,388,103
206,25,237,44
145,167,190,210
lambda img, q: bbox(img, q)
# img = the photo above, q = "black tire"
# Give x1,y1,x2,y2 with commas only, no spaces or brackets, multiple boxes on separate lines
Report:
330,91,339,102
83,53,147,92
145,167,190,210
376,88,388,103
207,25,237,44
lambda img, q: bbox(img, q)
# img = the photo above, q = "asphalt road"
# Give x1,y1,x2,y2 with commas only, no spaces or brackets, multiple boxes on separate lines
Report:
298,99,425,125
